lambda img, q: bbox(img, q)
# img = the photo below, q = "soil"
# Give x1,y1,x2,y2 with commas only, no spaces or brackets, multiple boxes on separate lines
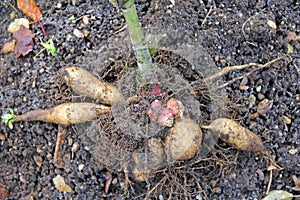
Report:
0,0,299,199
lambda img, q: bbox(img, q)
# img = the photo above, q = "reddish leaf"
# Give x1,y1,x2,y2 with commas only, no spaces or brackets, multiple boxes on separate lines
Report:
0,182,9,198
17,0,46,36
150,84,163,96
13,25,35,58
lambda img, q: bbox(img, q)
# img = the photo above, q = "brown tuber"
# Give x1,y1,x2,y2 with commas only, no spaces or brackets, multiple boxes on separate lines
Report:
60,66,124,105
132,138,165,182
202,118,266,152
165,117,203,161
12,102,111,126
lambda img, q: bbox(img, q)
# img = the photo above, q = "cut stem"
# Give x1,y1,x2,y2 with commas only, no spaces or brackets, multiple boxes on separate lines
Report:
110,0,153,79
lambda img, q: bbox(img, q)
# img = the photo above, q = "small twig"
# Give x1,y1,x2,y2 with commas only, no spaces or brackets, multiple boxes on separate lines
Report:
114,25,127,34
33,48,46,58
53,125,67,168
201,6,213,26
266,169,273,195
7,2,18,13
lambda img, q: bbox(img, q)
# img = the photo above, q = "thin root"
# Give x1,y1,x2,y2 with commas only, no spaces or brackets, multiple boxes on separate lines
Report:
204,56,286,90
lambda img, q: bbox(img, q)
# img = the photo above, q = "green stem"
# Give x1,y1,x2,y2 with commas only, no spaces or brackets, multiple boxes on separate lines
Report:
109,0,153,79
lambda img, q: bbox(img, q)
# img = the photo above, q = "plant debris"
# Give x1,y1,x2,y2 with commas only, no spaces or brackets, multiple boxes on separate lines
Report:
52,175,72,193
8,18,30,33
13,25,35,58
17,0,46,35
262,190,293,200
41,39,56,56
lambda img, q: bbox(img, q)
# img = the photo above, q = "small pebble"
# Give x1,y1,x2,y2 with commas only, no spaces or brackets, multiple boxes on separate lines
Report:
78,164,85,171
256,86,262,92
112,178,118,185
0,134,6,140
73,29,84,38
72,142,79,152
283,115,292,124
267,20,277,29
7,77,13,83
33,155,43,167
289,148,298,155
68,138,73,146
57,2,62,9
213,187,221,193
82,15,89,24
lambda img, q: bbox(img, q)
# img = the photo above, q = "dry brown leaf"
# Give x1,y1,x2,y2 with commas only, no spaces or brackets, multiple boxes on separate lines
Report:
17,0,46,36
0,182,9,198
53,175,73,193
104,171,112,194
286,31,297,40
0,40,16,55
239,76,249,90
257,99,273,115
292,175,300,191
13,25,35,58
17,0,42,22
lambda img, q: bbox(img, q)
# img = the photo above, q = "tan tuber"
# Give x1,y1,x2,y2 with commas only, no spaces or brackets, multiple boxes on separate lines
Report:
12,102,111,126
165,117,203,161
202,118,266,152
60,66,124,105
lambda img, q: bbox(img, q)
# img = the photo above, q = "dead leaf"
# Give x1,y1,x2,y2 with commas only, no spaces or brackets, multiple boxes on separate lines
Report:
292,175,300,191
17,0,46,36
104,171,112,194
262,190,293,200
13,25,35,58
53,175,73,193
8,18,30,33
17,0,42,22
0,182,9,198
0,40,16,55
286,31,297,40
257,99,273,115
33,155,43,167
287,44,294,54
239,76,249,90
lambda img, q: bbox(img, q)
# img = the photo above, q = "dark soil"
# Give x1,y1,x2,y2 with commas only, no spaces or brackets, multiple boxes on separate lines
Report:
0,0,299,199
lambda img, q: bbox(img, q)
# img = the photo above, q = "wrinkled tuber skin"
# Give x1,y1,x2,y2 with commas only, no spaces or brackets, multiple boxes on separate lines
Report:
202,118,266,152
165,117,203,161
132,138,165,181
60,66,124,105
13,103,111,126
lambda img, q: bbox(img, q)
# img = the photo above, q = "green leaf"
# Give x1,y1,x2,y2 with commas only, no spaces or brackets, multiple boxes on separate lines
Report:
41,39,56,56
1,108,16,129
68,16,76,23
8,121,13,129
262,190,293,200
